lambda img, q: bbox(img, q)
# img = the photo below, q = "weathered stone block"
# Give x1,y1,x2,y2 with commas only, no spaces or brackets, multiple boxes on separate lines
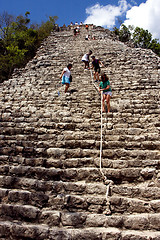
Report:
40,210,60,226
61,212,86,227
86,213,106,227
123,214,149,230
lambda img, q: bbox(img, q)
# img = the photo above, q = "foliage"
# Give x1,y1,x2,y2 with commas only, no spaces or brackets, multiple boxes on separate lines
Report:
113,27,120,36
0,11,58,82
38,16,58,42
132,27,152,48
113,24,160,57
0,11,15,40
119,24,131,42
149,38,160,56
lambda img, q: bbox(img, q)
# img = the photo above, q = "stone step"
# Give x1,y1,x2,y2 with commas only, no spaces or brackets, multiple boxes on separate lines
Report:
2,179,159,214
0,164,156,183
105,213,160,231
0,143,159,160
1,139,158,152
96,149,159,161
0,175,53,191
51,211,160,232
51,181,160,201
1,209,160,237
0,118,159,134
1,220,160,240
0,153,159,171
0,92,158,103
0,122,159,137
109,195,159,214
0,188,48,208
0,203,40,221
1,171,159,199
111,184,160,201
100,159,159,170
47,193,159,215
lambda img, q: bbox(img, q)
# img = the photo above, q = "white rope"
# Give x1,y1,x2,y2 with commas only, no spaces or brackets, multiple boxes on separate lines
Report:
90,67,113,214
78,31,113,213
100,90,103,170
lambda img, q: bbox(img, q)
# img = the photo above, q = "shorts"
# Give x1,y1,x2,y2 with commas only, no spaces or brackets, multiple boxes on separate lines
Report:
103,91,112,96
94,67,100,73
62,75,70,84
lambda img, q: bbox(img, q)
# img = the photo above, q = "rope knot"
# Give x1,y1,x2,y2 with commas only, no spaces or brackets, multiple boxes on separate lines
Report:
104,179,114,185
103,201,111,215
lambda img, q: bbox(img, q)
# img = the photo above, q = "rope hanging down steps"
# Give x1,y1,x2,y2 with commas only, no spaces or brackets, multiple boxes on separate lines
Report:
90,68,113,215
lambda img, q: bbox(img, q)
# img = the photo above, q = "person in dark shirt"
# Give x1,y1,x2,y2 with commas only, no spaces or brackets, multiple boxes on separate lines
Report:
91,56,104,81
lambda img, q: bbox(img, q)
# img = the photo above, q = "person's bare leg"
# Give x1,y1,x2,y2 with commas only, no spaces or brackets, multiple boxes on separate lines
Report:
97,72,99,81
65,83,69,93
95,72,99,81
106,94,111,112
102,94,106,112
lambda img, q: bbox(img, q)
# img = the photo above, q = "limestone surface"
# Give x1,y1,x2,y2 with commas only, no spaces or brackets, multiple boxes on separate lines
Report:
0,24,160,239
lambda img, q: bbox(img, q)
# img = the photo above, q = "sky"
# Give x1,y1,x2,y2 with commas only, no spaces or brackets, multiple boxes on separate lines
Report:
0,0,160,40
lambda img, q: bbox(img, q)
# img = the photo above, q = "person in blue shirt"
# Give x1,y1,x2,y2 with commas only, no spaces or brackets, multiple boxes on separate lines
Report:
99,73,112,113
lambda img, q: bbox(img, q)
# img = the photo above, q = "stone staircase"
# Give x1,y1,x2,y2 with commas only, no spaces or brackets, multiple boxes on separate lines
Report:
0,25,160,239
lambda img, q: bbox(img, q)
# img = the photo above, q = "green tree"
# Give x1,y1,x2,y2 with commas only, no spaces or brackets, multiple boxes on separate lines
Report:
0,12,58,82
38,16,58,41
119,24,131,42
149,38,160,56
132,27,152,48
14,11,30,31
113,24,160,57
113,27,120,36
0,11,14,42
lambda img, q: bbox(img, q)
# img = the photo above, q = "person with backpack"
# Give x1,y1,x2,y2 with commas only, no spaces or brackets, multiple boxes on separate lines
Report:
99,73,112,113
91,55,104,81
60,64,72,93
81,50,92,69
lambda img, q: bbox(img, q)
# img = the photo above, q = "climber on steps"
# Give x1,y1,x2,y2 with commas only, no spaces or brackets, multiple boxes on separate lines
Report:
99,73,112,113
81,50,92,69
91,55,104,81
60,63,72,93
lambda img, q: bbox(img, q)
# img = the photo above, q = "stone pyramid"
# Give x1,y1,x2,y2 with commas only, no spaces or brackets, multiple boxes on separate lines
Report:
0,24,160,239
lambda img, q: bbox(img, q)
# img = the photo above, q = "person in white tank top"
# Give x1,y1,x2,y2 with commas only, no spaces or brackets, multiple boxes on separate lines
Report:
81,50,92,69
60,64,72,93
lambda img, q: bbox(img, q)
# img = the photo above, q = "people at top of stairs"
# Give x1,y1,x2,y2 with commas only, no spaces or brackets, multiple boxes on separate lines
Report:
99,73,112,113
60,63,72,93
81,50,92,70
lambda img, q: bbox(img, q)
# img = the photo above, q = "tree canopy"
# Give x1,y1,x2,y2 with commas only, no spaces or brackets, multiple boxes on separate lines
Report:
0,11,58,82
113,24,160,57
